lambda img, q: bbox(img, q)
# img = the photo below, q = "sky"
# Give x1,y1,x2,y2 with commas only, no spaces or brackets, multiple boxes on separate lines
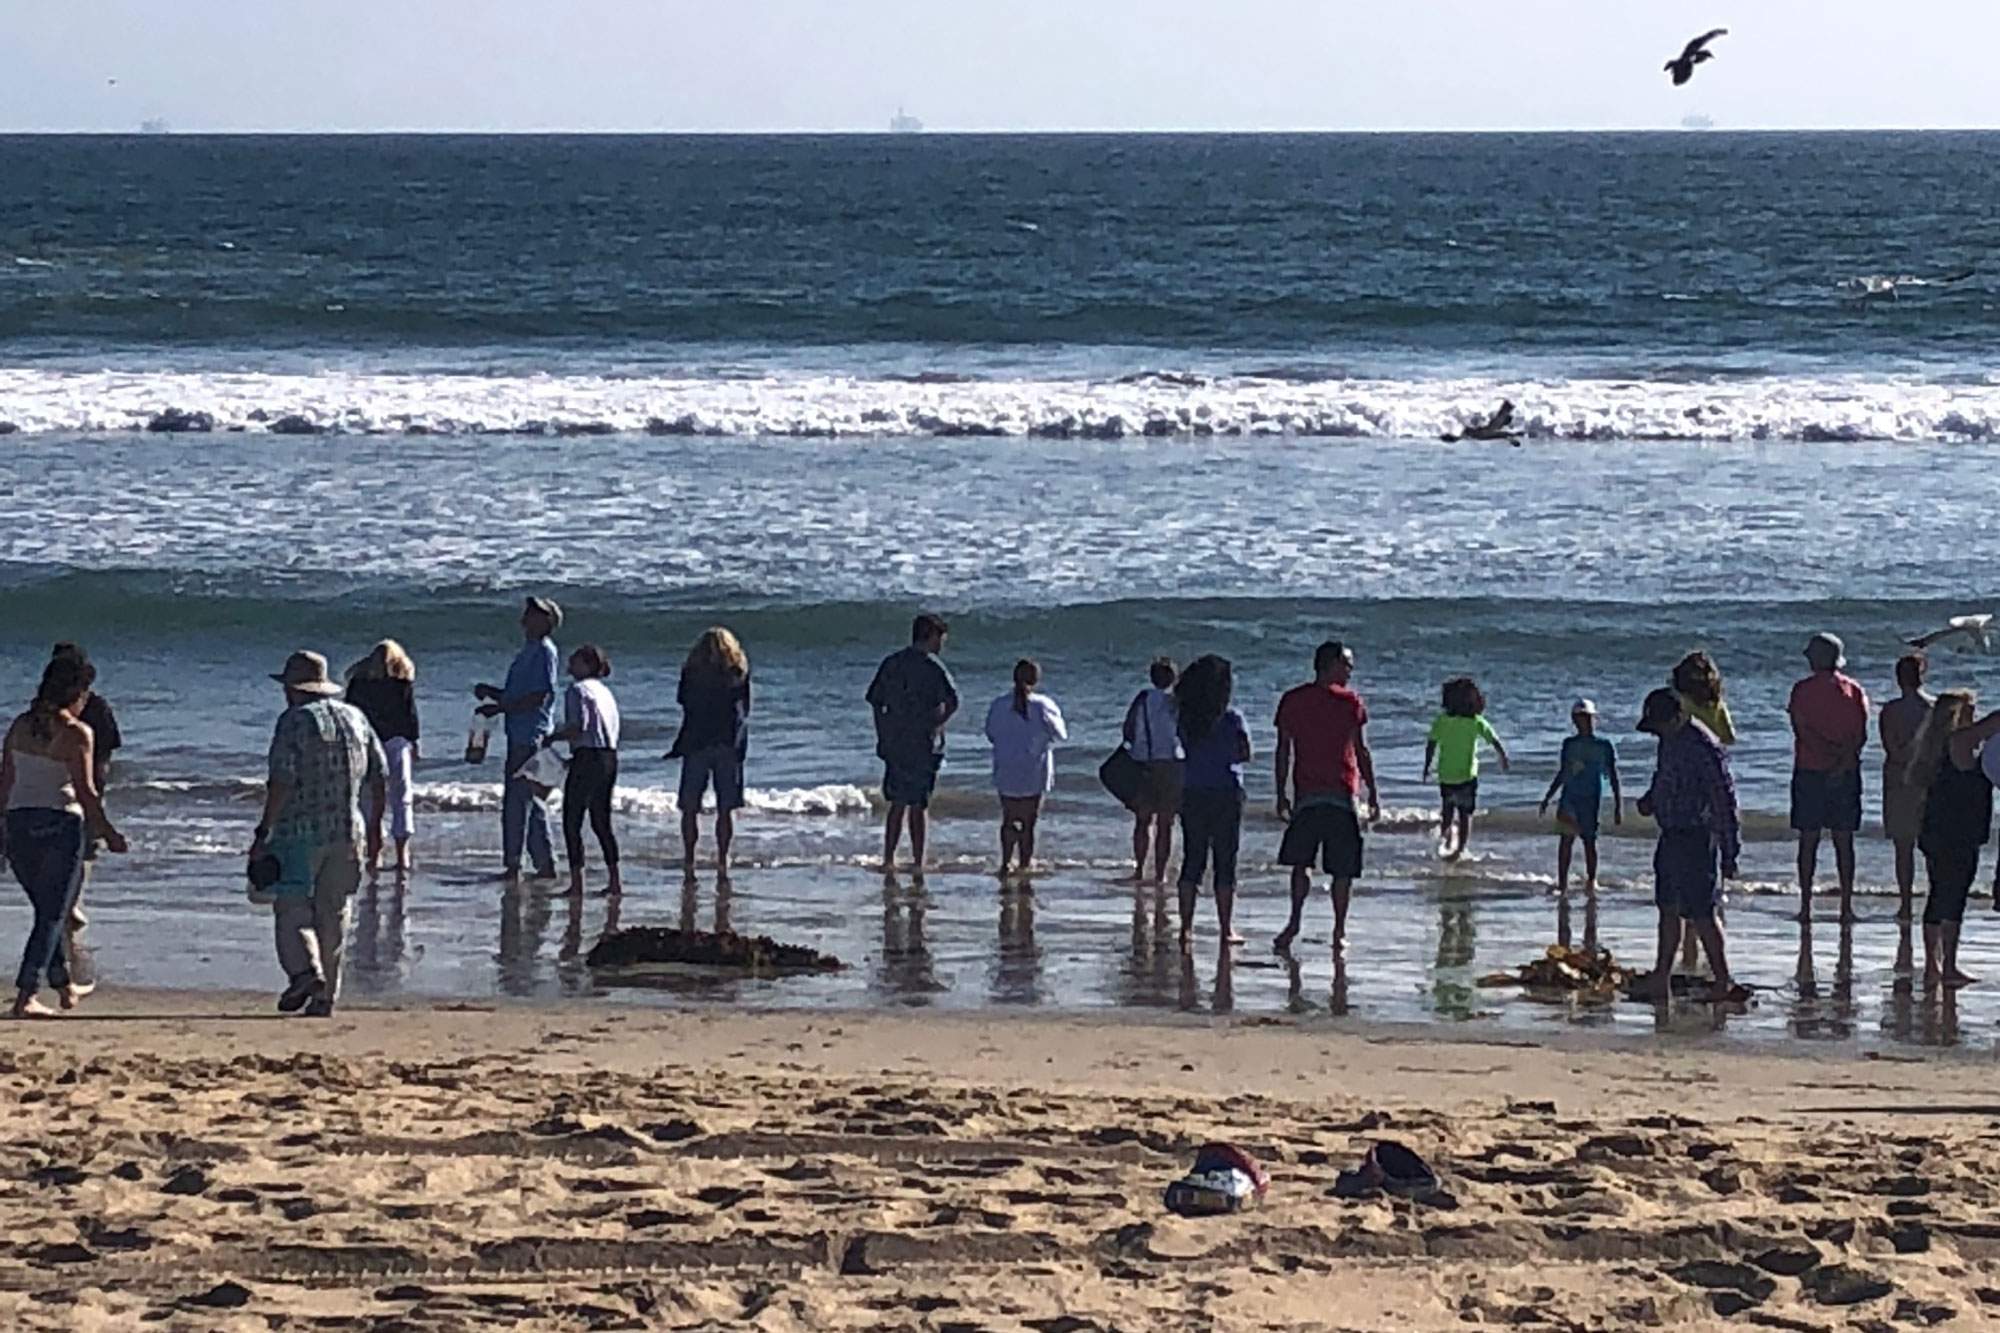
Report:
6,1,1997,133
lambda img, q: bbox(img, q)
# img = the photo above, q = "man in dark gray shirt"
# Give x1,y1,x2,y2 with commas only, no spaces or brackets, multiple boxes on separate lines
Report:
865,613,958,872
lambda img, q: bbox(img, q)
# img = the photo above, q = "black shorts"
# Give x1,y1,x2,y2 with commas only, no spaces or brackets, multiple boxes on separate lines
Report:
1790,769,1862,834
1278,802,1364,879
1654,828,1721,921
883,753,942,809
1439,780,1479,814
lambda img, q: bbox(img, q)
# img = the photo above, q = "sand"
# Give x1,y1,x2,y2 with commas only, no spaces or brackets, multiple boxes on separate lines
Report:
3,992,1999,1331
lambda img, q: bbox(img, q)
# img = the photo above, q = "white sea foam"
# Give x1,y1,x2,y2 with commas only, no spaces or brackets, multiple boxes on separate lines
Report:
3,366,1999,442
127,776,877,818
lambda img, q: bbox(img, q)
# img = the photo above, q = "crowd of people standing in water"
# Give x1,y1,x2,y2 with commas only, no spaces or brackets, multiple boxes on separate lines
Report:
6,599,2000,1019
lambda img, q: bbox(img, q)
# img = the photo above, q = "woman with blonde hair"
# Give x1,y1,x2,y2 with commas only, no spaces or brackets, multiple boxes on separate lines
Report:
346,640,419,877
669,627,752,878
1907,690,2000,989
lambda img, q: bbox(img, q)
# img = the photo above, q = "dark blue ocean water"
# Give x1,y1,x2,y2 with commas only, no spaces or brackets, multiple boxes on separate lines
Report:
3,133,1999,1041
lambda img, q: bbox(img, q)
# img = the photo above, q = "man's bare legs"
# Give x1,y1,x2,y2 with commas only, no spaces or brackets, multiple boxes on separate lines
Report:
1274,866,1311,953
1690,915,1734,998
1331,876,1351,954
1555,833,1574,896
1894,836,1918,922
715,810,734,877
1636,911,1680,1002
1832,831,1857,923
883,805,905,872
681,808,702,883
1797,829,1821,922
883,804,928,871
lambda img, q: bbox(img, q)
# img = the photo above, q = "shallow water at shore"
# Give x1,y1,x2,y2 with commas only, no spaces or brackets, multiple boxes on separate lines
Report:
16,800,2000,1053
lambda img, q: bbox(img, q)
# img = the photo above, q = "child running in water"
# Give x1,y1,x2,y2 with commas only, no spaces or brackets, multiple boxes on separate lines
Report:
1539,699,1621,908
1424,677,1509,859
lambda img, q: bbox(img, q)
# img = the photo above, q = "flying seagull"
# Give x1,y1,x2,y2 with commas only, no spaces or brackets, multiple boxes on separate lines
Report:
1665,29,1727,86
1909,614,1998,655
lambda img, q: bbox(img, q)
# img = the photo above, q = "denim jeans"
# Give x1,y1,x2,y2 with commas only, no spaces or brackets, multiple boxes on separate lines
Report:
502,742,556,875
6,808,85,994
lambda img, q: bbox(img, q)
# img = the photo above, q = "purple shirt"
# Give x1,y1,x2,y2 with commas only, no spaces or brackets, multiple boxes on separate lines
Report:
1644,720,1741,868
1181,707,1250,793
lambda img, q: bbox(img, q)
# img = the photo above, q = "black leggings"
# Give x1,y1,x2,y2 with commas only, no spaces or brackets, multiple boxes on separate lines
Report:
563,748,620,869
1177,787,1245,891
1923,844,1981,926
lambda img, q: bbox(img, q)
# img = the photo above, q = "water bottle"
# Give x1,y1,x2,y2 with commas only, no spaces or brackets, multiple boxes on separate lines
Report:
465,711,493,765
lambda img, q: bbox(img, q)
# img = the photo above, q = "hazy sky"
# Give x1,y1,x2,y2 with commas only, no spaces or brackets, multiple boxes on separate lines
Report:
8,1,1997,133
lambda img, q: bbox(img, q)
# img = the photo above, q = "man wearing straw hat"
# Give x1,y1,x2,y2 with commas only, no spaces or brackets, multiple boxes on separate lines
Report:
249,650,387,1018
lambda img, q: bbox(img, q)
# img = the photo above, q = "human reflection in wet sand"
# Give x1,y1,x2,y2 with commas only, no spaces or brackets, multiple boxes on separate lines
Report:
1115,882,1180,1009
1284,953,1350,1018
1554,892,1601,953
1893,917,1916,983
1790,920,1858,1041
1212,947,1234,1015
876,872,942,1002
348,879,409,995
1431,895,1478,1021
677,874,735,934
497,878,555,997
992,885,1044,1005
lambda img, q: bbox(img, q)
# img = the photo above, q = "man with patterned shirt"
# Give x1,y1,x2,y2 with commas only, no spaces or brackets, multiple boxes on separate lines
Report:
1633,688,1742,1004
249,650,387,1018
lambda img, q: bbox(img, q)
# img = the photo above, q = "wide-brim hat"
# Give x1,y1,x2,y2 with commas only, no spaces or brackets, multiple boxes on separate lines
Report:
272,649,342,696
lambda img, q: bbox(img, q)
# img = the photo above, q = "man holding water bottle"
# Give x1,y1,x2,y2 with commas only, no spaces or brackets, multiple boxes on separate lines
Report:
474,596,562,880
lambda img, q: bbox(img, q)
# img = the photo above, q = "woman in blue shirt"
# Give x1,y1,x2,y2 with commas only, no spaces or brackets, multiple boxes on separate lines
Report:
1174,654,1251,952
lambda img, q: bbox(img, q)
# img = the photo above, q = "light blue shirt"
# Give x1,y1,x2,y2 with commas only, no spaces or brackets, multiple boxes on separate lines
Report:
502,637,560,746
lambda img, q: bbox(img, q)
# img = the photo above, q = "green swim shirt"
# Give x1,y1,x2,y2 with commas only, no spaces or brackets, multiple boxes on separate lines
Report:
1429,713,1500,786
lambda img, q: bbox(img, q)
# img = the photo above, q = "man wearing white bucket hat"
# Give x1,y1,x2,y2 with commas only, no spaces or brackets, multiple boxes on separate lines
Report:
249,650,386,1018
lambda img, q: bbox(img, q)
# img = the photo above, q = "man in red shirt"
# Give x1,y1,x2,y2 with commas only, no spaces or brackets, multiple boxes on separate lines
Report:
1272,641,1381,956
1788,632,1871,924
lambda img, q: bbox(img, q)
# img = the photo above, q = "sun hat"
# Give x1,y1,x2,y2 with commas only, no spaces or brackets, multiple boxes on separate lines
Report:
524,595,564,630
1805,632,1845,670
1571,698,1598,717
271,650,342,696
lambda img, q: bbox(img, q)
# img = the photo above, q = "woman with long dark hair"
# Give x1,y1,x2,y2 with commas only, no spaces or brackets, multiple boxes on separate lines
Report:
983,658,1068,877
1173,654,1251,951
0,656,128,1018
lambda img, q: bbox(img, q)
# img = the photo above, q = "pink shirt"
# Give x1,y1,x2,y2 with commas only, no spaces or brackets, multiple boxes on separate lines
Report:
1788,671,1870,773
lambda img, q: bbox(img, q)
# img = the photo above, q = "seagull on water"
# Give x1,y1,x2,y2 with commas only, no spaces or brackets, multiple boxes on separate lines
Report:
1665,29,1727,86
1909,614,1998,655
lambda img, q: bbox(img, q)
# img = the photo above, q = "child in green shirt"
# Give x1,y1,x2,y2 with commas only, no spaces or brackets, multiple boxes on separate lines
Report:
1423,676,1510,859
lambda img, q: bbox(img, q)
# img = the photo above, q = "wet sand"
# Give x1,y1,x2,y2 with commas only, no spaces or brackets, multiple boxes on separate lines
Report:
4,990,1998,1330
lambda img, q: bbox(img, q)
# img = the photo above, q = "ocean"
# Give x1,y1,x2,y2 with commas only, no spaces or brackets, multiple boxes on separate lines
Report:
4,132,1999,1045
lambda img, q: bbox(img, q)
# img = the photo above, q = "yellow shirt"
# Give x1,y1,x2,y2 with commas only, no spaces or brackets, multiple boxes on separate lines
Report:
1680,694,1736,747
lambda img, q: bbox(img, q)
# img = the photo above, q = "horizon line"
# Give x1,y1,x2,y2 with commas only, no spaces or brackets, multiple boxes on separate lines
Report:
7,124,2000,137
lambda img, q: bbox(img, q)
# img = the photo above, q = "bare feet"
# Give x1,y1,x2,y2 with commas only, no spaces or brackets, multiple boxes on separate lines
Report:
1946,969,1978,989
60,982,93,1010
1924,967,1943,992
1272,926,1298,955
10,995,56,1019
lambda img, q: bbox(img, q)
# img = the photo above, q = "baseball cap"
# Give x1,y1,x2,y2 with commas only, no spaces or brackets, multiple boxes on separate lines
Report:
1805,632,1845,670
1570,698,1598,717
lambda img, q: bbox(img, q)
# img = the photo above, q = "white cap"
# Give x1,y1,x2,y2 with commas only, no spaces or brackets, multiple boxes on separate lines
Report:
1570,698,1598,717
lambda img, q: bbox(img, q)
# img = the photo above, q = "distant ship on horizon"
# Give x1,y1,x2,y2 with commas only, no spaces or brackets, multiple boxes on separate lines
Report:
139,117,170,134
890,107,923,134
1680,113,1715,131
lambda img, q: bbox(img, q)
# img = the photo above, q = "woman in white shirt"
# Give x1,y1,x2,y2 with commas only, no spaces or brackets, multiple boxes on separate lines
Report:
984,659,1068,877
544,644,622,898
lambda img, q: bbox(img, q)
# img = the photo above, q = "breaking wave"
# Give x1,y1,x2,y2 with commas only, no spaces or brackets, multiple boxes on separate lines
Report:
3,367,1999,442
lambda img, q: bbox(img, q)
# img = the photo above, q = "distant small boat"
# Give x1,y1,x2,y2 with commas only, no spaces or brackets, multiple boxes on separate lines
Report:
1680,113,1715,131
890,107,923,134
139,117,170,134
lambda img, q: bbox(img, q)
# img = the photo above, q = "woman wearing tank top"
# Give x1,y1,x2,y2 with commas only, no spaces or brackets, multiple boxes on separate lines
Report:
0,656,128,1018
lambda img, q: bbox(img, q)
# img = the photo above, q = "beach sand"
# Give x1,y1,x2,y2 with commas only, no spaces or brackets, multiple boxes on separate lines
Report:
4,992,1998,1331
